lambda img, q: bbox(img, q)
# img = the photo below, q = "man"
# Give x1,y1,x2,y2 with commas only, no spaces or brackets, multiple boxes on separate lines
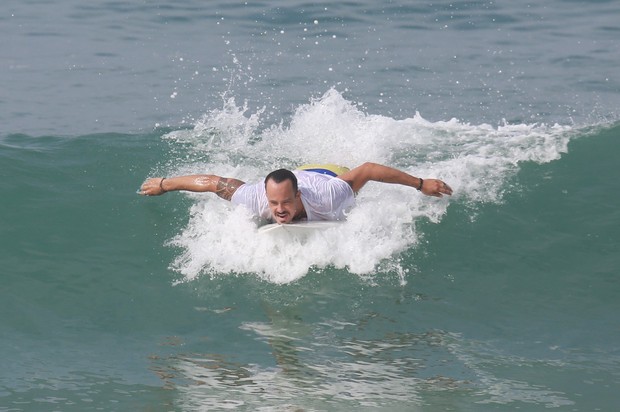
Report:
138,162,453,224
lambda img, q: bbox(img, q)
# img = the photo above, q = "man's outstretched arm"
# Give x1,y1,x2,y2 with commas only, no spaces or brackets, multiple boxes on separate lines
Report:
138,175,245,201
337,162,453,197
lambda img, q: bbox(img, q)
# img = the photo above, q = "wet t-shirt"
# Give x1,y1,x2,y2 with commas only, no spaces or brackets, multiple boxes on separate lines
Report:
231,170,355,221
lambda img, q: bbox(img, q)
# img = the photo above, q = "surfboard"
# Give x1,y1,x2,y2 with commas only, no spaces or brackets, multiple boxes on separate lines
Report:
258,220,343,235
296,163,350,177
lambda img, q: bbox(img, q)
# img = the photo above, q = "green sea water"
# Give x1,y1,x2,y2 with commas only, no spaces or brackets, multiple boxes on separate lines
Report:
2,116,619,410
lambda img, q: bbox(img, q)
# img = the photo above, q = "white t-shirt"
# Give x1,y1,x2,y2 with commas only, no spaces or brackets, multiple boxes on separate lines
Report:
231,170,355,221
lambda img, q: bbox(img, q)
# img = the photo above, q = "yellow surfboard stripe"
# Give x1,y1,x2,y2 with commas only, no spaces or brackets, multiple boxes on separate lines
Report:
296,163,350,177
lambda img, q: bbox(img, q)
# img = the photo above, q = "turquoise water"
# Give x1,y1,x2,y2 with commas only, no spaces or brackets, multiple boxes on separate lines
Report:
2,1,620,411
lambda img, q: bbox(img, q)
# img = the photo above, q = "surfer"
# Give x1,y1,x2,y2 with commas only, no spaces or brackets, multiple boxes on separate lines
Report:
139,162,453,224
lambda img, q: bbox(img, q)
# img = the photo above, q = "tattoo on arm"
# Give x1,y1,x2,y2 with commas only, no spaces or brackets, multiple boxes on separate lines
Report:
214,177,244,201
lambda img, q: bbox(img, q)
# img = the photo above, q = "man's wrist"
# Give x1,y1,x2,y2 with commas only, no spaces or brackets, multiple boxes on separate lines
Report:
416,178,424,191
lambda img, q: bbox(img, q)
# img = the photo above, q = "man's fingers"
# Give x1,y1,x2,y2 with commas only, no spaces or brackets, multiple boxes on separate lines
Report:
423,179,452,197
137,178,159,196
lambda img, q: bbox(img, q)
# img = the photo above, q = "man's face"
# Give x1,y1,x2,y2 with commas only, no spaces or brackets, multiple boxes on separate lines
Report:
265,178,299,224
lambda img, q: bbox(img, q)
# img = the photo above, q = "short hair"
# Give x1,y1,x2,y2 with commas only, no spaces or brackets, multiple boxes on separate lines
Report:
264,169,298,192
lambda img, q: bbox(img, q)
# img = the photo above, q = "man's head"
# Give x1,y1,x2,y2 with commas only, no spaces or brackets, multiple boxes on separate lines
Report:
264,169,301,224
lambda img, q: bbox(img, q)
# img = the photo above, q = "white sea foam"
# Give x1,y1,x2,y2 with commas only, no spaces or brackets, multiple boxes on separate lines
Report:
162,89,574,283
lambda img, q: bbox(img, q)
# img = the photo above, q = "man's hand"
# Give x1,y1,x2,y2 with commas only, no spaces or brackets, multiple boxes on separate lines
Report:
138,178,167,196
420,179,453,197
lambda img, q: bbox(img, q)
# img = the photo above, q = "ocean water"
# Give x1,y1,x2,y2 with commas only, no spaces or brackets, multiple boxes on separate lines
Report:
2,1,620,411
